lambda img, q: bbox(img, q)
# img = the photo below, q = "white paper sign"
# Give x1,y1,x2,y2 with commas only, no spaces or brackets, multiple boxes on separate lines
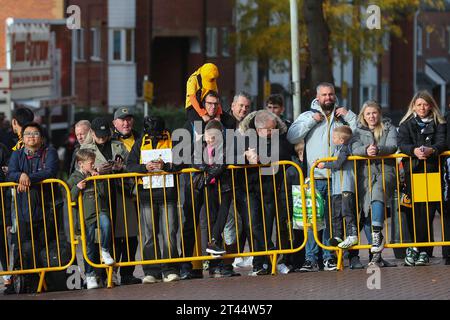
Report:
141,149,174,189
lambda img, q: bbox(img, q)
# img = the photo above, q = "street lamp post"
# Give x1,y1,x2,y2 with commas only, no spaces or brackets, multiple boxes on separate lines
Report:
290,0,301,119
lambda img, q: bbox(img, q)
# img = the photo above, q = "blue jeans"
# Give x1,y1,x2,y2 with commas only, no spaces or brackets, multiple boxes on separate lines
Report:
85,213,111,277
305,179,334,263
371,201,385,228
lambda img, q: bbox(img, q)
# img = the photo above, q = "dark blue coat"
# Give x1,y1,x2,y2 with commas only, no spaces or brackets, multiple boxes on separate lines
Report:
7,146,59,223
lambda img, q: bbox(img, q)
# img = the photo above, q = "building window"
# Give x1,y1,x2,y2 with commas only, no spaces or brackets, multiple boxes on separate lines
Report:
206,27,218,57
381,82,389,108
110,29,134,63
362,86,369,104
221,27,230,57
73,29,85,61
126,29,133,62
91,28,101,60
417,25,422,56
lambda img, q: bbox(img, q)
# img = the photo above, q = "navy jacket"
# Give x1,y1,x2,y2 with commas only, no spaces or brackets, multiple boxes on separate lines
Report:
7,146,59,223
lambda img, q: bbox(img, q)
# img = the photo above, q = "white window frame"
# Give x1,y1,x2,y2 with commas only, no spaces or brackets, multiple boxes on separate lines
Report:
73,29,85,61
109,29,135,64
206,27,218,57
417,25,423,56
90,28,101,61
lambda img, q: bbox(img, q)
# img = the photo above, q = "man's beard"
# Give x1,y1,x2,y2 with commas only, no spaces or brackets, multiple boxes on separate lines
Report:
321,101,335,112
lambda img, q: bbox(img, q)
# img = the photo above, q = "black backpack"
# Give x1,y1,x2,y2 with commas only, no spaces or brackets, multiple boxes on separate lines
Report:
12,241,40,294
39,240,75,292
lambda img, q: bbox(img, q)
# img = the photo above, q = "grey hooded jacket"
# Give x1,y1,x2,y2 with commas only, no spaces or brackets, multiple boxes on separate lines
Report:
287,98,357,178
351,119,398,216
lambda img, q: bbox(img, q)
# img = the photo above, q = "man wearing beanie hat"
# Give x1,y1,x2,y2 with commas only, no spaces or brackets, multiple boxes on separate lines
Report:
185,63,223,129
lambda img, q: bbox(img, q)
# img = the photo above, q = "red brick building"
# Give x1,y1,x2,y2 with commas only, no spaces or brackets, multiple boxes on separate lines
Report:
381,5,450,121
67,0,235,113
0,0,73,145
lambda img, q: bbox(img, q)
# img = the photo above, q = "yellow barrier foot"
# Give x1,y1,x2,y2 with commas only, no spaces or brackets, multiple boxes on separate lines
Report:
337,250,344,271
37,272,46,293
106,267,114,288
271,254,277,275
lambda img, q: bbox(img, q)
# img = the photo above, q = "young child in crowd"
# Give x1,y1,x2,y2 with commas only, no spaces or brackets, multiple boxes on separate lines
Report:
67,149,115,289
317,126,358,249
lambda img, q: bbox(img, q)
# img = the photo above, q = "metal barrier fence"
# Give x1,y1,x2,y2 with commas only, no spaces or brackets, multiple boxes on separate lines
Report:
79,161,308,288
309,151,450,270
0,179,77,293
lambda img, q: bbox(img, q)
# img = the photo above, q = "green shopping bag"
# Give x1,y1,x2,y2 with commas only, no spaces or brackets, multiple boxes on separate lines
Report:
292,184,325,230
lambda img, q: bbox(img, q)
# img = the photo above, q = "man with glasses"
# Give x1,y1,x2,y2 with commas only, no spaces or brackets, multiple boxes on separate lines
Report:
7,123,59,286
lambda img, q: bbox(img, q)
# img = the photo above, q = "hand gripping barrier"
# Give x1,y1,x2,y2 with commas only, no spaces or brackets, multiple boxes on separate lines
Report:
79,161,308,288
309,152,450,270
0,179,77,293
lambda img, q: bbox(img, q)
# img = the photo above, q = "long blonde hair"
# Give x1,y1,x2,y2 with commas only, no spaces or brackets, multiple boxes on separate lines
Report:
358,100,384,143
399,90,446,125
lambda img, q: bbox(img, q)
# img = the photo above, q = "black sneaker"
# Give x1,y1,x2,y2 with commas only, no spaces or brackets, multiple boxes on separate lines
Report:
206,241,226,255
349,256,364,269
324,258,337,271
120,275,141,285
249,267,270,276
371,231,385,253
299,260,319,272
221,268,241,277
209,267,223,278
415,252,429,266
329,237,343,247
3,284,15,295
180,269,204,280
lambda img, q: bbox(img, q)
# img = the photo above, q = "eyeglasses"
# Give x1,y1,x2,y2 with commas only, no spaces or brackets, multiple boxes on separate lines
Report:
23,132,40,137
205,101,220,107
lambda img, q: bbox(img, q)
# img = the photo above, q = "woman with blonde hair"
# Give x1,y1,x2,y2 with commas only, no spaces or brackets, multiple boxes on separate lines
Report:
352,100,398,266
398,90,446,267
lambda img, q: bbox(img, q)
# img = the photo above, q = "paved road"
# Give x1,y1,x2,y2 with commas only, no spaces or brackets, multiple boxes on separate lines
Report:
2,256,450,300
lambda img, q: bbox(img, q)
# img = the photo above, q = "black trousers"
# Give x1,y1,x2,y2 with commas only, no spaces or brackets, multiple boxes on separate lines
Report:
331,192,357,239
114,236,138,277
404,202,439,256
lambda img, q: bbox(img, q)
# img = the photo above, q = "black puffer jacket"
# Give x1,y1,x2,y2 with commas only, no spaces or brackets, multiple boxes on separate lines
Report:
398,115,446,174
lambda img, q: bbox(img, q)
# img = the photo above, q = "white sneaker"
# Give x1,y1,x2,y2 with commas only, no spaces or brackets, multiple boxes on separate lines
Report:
276,263,291,274
234,256,253,268
338,236,358,249
142,275,161,284
101,249,115,266
163,273,180,283
86,276,99,289
232,257,243,268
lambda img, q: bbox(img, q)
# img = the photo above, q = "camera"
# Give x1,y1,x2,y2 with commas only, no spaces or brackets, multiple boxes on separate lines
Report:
144,116,165,135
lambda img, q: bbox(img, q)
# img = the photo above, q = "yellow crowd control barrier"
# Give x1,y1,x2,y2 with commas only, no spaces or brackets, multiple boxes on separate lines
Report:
309,152,450,270
79,161,308,288
0,179,77,293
